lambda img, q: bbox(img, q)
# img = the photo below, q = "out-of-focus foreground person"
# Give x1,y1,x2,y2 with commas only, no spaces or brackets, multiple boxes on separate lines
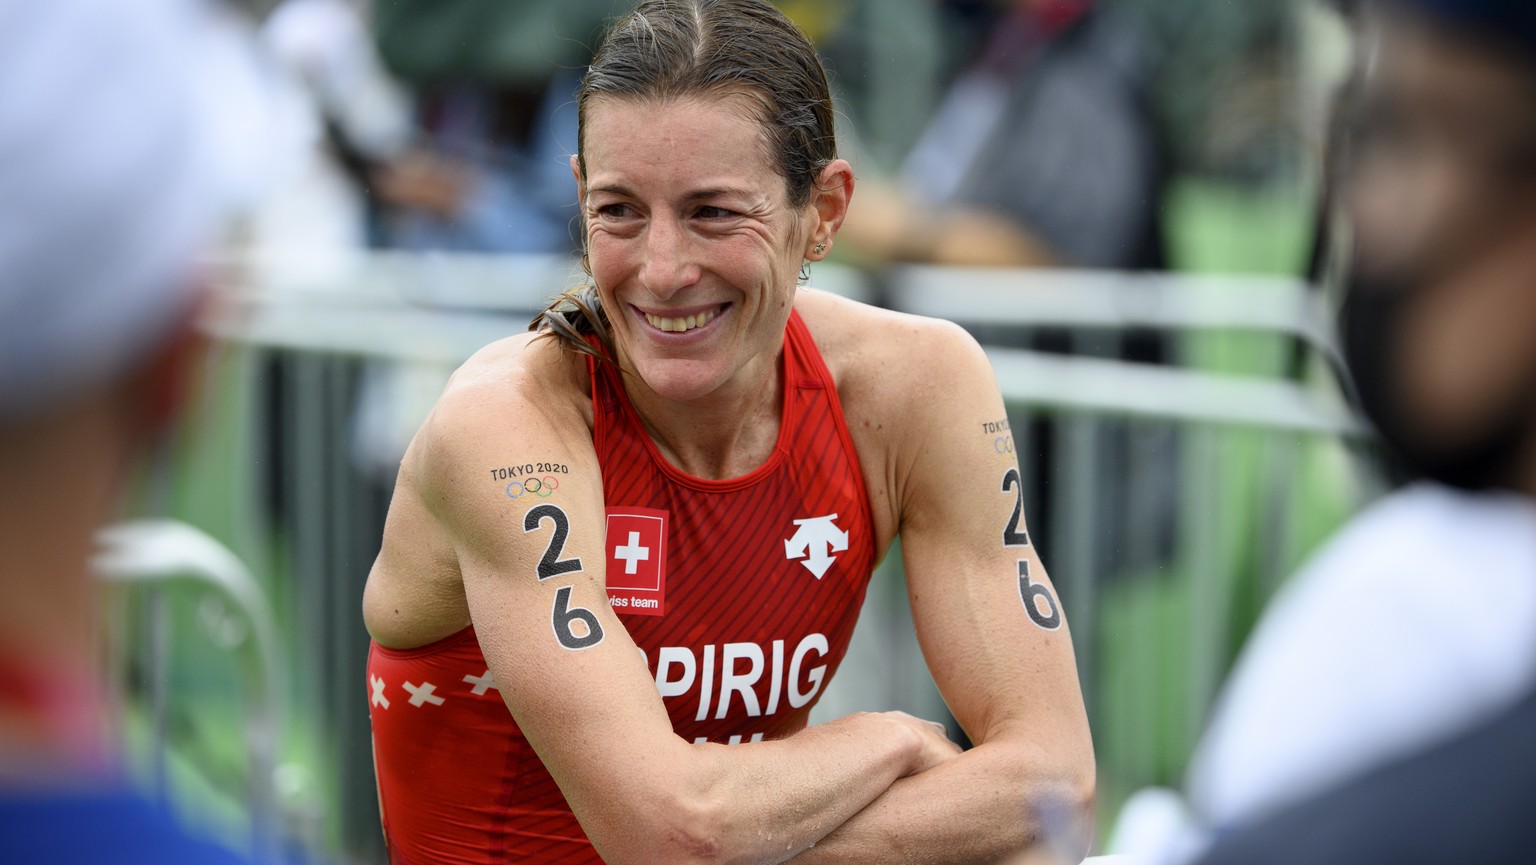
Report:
362,1,1094,863
1148,0,1536,861
0,0,249,861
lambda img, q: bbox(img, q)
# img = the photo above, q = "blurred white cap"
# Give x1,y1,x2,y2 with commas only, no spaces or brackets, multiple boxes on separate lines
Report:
0,0,221,421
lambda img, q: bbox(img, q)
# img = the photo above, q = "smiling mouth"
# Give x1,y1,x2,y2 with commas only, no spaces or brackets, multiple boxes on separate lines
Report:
643,306,722,333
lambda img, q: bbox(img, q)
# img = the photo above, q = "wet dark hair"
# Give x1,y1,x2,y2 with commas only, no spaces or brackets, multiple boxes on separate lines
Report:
529,0,838,362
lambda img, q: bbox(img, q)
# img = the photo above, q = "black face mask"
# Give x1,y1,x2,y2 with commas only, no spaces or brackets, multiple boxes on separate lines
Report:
1340,267,1533,491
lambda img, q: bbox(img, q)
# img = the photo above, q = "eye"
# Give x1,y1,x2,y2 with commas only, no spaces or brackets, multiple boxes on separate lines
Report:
695,205,737,220
593,202,636,219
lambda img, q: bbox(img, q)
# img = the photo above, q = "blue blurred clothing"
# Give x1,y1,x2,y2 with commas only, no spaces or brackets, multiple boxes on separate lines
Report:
387,72,580,254
1,784,252,864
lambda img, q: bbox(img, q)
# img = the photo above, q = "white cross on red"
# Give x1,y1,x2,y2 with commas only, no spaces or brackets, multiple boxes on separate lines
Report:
370,675,390,709
463,670,497,696
614,531,650,575
403,680,445,707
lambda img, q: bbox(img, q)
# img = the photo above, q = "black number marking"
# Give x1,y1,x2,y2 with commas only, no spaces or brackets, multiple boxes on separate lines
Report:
1001,468,1030,547
1018,560,1061,630
551,585,605,650
523,504,583,580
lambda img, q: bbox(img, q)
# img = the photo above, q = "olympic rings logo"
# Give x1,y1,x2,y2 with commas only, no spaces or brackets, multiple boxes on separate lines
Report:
994,436,1015,458
506,476,561,499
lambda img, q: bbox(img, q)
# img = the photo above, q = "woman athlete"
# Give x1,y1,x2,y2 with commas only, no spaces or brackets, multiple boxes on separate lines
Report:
363,1,1094,862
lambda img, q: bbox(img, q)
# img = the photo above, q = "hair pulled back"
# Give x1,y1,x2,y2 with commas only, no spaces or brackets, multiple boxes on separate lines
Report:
531,0,838,362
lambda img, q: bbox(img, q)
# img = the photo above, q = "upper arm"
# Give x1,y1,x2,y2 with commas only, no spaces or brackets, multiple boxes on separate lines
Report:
886,321,1092,779
417,371,696,857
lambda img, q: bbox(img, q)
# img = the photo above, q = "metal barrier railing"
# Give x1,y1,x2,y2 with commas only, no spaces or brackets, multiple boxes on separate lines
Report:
872,263,1377,811
131,251,1374,859
96,519,289,864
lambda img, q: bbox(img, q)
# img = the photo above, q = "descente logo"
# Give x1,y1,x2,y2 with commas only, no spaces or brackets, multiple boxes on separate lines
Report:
784,514,848,579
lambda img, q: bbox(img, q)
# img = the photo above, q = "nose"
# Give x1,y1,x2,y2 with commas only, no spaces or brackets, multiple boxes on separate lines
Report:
639,215,701,300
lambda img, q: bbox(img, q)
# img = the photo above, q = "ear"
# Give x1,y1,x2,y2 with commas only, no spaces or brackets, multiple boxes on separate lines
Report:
571,154,586,202
805,158,854,261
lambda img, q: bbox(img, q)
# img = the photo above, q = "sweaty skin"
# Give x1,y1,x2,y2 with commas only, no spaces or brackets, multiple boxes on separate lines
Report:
363,95,1093,865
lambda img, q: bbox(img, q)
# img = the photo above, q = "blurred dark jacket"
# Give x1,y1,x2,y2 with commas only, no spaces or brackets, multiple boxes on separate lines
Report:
904,2,1166,268
1195,681,1536,865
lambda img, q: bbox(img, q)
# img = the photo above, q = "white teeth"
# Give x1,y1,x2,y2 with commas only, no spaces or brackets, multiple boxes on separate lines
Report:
645,308,718,333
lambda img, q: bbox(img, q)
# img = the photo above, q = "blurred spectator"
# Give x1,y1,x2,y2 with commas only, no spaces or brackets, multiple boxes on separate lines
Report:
1113,0,1536,861
0,0,261,860
255,0,414,264
835,0,1165,269
825,0,1174,587
370,0,622,254
1196,683,1536,863
347,1,624,480
782,0,946,172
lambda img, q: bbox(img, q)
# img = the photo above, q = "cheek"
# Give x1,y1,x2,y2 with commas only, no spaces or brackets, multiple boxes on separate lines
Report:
1349,148,1524,282
1398,253,1536,441
1350,156,1469,276
713,234,788,287
587,233,635,284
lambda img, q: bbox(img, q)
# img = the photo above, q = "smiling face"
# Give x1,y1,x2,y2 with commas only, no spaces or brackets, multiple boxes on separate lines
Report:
576,93,825,405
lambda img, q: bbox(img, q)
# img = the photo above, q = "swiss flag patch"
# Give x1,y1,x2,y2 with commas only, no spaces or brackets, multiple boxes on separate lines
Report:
605,508,668,617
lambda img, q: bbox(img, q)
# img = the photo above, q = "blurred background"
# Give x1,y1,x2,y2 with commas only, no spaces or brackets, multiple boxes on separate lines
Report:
103,0,1379,861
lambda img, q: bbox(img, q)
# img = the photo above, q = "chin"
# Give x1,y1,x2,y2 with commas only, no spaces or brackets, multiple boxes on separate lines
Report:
631,357,732,404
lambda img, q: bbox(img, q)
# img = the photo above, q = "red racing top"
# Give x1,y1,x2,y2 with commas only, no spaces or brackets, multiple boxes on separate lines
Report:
367,309,878,864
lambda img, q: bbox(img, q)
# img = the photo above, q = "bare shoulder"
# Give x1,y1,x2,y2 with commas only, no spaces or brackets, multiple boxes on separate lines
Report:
794,288,997,546
794,287,990,421
402,331,595,517
437,331,590,422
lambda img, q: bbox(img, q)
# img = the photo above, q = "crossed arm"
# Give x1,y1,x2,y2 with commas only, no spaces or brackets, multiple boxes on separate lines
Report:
789,320,1096,863
416,353,957,865
418,320,1092,865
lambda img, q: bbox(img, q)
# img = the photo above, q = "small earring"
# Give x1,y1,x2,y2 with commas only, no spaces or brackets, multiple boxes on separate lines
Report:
814,242,826,255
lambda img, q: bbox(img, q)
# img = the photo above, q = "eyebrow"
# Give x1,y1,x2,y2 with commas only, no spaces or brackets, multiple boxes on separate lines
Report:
585,183,757,202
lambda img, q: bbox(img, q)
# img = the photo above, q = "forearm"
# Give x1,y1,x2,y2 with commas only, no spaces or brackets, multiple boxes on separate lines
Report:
720,714,925,862
580,712,930,865
784,740,1094,865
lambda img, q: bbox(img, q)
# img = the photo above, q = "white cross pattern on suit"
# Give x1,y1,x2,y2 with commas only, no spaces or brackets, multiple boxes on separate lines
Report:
403,680,445,707
370,675,390,709
463,670,497,696
614,531,650,574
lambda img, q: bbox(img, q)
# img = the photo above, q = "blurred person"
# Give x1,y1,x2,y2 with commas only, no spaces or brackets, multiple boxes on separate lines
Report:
834,0,1173,587
362,1,1095,863
1115,0,1536,861
1193,683,1536,863
834,0,1164,269
370,0,621,254
0,0,258,861
365,76,582,254
256,0,415,262
348,1,623,482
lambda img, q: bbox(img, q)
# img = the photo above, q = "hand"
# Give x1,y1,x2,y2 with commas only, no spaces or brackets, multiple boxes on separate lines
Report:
373,149,470,219
877,710,963,776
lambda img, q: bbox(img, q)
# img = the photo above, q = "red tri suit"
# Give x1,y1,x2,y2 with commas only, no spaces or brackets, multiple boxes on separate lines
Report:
367,310,878,864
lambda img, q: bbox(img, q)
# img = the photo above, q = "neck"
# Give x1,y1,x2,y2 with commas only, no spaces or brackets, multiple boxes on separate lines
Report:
620,348,786,480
